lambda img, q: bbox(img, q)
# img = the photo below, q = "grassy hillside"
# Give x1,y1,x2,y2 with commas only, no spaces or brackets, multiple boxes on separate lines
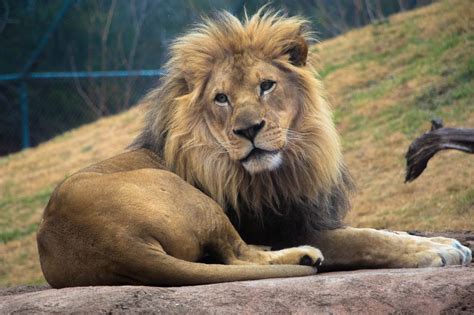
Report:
315,0,474,229
0,0,473,287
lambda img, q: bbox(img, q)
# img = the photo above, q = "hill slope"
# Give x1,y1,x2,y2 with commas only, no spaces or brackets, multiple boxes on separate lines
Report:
0,0,473,287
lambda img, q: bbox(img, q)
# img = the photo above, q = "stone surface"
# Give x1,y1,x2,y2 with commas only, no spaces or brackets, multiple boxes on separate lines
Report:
1,267,473,314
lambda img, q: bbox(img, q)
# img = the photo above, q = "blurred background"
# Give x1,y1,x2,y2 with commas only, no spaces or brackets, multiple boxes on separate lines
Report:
0,0,434,156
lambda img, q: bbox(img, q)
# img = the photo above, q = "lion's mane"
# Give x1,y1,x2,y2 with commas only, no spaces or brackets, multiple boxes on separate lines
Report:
132,10,354,246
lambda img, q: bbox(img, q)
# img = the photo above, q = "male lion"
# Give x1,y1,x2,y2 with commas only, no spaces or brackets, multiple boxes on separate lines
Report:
37,10,471,288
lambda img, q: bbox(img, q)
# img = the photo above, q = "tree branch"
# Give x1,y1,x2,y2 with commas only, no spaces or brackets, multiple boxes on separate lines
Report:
0,0,10,34
69,54,102,117
405,119,474,182
122,0,148,110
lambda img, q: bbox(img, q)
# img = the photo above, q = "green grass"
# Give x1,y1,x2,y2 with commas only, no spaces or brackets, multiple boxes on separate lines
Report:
0,223,39,244
81,145,93,153
330,11,474,141
455,189,474,215
319,52,378,79
0,155,12,166
0,187,53,241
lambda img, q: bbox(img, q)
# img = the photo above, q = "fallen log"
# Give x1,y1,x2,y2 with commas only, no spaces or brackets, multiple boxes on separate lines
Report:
405,119,474,182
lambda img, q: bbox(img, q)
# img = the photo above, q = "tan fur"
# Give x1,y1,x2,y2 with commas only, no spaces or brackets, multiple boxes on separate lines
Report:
38,149,323,287
38,9,471,288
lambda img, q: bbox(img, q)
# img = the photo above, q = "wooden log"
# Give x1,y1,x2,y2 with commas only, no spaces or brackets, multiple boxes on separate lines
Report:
405,119,474,182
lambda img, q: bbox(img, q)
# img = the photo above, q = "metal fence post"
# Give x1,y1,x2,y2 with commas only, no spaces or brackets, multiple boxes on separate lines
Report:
19,80,30,148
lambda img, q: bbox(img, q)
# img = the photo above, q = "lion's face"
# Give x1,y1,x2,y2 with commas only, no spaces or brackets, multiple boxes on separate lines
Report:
202,55,302,173
134,11,350,213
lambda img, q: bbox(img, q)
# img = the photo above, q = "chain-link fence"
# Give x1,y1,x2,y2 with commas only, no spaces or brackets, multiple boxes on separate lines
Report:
0,73,161,156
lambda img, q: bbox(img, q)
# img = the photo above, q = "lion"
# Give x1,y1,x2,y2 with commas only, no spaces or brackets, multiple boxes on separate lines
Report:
37,10,471,288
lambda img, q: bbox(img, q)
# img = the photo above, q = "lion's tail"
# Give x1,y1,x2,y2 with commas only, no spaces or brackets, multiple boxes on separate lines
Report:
125,251,317,286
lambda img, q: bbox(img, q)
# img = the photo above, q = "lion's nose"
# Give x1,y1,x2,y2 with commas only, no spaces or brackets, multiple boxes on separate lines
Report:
233,120,265,142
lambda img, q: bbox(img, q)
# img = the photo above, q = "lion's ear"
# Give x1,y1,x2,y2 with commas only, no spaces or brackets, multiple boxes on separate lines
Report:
284,36,308,67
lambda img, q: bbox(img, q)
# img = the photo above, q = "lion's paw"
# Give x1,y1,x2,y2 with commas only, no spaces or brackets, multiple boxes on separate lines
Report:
297,245,324,267
269,245,324,267
400,235,471,267
427,237,472,266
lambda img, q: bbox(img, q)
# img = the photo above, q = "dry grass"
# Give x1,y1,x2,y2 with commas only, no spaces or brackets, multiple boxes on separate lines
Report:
1,0,473,287
315,0,474,231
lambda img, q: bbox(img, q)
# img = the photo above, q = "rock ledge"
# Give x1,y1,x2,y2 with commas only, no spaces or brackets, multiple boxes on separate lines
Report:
1,267,473,314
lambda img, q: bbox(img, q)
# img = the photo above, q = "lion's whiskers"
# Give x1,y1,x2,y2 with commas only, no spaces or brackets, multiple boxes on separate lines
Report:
283,128,304,141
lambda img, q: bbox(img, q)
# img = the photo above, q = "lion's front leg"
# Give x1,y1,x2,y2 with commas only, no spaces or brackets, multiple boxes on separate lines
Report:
310,227,472,270
224,243,324,267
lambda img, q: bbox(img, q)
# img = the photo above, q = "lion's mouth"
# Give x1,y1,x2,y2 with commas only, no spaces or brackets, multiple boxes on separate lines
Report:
239,148,283,173
240,148,279,163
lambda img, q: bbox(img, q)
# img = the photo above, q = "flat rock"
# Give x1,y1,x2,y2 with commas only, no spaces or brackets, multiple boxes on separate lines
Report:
1,267,473,314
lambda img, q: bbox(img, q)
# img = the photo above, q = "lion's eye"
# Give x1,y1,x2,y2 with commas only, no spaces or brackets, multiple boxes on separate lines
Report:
214,93,229,106
260,80,276,96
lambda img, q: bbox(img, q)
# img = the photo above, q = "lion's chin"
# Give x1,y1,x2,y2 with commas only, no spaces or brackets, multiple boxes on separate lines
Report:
241,150,283,174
